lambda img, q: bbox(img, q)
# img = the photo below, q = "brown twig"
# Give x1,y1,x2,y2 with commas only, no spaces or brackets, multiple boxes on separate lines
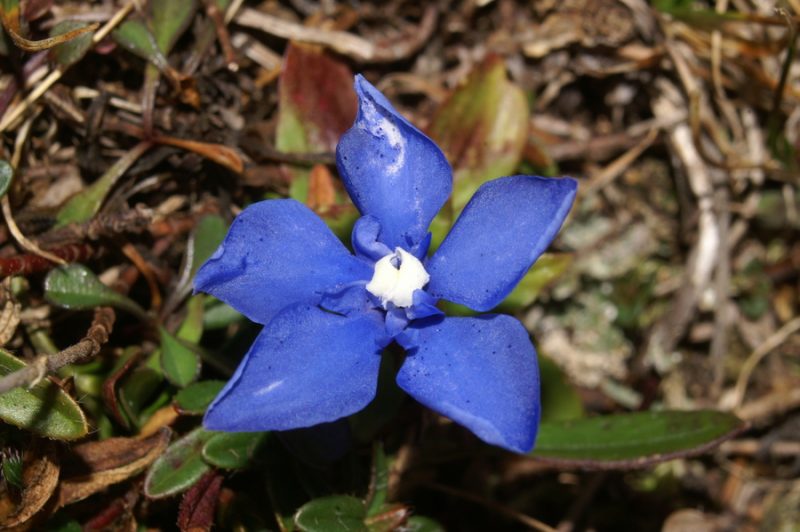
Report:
0,306,115,395
234,6,437,63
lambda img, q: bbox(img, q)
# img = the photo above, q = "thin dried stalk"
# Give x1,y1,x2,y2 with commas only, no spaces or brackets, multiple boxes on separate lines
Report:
0,307,115,395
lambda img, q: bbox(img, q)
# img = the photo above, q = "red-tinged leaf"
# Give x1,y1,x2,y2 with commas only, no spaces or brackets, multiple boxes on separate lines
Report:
428,55,529,211
177,470,224,532
276,42,357,154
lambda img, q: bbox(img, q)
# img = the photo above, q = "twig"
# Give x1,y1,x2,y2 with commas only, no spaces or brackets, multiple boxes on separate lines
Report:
728,316,800,412
2,115,67,265
205,0,238,71
235,7,375,61
736,387,800,423
234,6,437,63
645,77,719,370
720,439,800,458
0,307,115,395
0,0,135,133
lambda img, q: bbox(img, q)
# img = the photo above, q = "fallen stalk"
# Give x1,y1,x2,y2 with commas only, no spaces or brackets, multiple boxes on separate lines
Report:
0,306,115,395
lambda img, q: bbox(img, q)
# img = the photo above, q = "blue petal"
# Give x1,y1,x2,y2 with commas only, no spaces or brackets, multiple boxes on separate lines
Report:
351,215,391,262
204,303,390,432
194,199,372,324
426,176,577,312
336,75,452,250
396,314,540,453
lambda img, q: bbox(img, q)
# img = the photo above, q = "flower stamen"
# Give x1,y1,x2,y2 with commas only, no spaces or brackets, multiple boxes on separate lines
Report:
366,248,429,308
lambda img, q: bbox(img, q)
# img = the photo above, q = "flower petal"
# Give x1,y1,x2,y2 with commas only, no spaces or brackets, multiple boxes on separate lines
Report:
204,303,390,432
194,199,371,324
396,314,540,453
336,75,452,250
426,175,577,311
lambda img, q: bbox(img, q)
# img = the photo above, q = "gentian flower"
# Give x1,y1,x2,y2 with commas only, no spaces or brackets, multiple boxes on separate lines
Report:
194,75,577,453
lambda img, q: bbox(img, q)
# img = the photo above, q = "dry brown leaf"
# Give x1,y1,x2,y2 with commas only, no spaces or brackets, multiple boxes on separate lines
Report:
138,404,180,437
56,427,172,507
0,280,21,346
0,441,60,531
306,164,336,212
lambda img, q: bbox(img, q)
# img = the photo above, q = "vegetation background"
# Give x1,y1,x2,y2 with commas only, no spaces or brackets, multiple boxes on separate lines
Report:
0,0,798,530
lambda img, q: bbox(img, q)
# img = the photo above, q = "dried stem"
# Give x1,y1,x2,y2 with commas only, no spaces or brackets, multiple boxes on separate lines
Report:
0,307,115,395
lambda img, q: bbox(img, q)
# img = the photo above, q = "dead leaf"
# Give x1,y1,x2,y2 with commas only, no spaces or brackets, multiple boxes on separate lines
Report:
0,279,21,346
177,470,223,532
0,441,60,530
56,427,172,507
153,135,244,174
306,164,336,212
139,404,179,437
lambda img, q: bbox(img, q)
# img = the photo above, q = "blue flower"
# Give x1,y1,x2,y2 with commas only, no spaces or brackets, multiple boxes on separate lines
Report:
194,75,577,453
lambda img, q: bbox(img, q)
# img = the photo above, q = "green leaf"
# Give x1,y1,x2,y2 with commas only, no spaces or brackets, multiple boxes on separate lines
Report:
112,20,167,68
56,141,150,226
365,444,389,516
1,449,23,488
0,159,12,198
294,496,368,532
190,215,227,279
150,0,196,55
0,348,88,440
50,20,94,67
159,327,200,388
44,264,148,320
202,299,243,330
498,253,573,311
404,516,446,532
178,295,205,343
202,431,268,469
174,379,225,414
428,55,528,212
533,410,743,468
144,427,215,498
539,355,584,423
118,366,163,428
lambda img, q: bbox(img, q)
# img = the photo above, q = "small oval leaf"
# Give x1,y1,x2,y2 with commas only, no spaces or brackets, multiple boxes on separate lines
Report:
532,410,744,469
0,159,13,198
159,328,200,388
174,380,226,415
144,427,215,499
294,495,368,532
56,142,151,227
201,431,268,469
0,348,88,440
45,264,147,319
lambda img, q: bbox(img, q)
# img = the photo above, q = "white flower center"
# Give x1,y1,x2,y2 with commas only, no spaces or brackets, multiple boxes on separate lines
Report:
366,248,429,308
